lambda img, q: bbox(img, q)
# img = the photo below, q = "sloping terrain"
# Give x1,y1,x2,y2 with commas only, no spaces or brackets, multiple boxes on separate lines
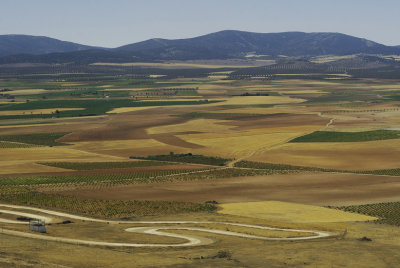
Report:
0,34,97,57
1,31,400,63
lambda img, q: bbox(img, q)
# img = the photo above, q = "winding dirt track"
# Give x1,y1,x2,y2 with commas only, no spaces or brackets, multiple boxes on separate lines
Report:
0,204,333,247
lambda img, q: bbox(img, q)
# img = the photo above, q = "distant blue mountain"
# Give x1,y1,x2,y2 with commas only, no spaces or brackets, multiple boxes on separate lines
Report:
0,35,98,57
1,31,400,63
116,30,400,58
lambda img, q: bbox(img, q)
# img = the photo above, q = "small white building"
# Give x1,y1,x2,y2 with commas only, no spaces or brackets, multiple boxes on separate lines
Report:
29,220,46,233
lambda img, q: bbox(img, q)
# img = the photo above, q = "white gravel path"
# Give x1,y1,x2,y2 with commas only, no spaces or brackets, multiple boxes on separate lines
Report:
0,203,333,247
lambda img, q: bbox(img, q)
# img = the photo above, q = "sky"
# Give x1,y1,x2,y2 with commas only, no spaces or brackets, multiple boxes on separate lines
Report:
1,0,399,48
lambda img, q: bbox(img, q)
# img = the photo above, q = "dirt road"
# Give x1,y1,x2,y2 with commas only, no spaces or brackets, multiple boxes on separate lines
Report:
0,204,332,247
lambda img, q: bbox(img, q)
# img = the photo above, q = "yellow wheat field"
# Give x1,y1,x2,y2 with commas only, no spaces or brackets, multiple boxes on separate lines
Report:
249,139,400,171
69,139,180,158
218,201,377,223
177,125,321,158
107,106,161,114
0,147,124,174
7,89,48,95
0,108,84,116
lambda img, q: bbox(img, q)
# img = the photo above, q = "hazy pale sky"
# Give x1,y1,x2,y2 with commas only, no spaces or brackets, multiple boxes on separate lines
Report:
1,0,399,48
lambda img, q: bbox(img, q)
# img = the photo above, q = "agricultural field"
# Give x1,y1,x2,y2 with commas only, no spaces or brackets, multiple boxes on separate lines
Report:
1,64,400,267
290,129,400,143
39,160,171,170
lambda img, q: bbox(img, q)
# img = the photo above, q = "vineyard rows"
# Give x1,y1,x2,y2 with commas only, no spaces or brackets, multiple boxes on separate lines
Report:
40,160,171,170
337,202,400,226
235,160,400,177
0,191,216,218
0,132,69,146
0,169,203,187
0,141,37,148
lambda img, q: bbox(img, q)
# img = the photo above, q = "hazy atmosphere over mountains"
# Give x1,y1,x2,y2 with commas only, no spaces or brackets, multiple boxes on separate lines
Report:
1,30,400,64
0,35,96,57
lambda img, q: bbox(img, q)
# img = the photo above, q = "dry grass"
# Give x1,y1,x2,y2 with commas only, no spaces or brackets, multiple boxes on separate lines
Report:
2,217,400,267
69,139,173,158
249,139,400,170
218,201,377,223
177,125,320,159
69,124,320,160
0,123,71,129
0,147,124,174
0,161,70,175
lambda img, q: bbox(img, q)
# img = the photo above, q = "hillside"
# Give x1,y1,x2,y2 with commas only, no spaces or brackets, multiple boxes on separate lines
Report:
0,35,97,57
116,30,400,59
1,31,400,64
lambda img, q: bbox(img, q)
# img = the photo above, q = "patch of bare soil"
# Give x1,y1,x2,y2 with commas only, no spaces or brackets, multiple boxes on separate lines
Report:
149,133,204,149
50,172,400,206
0,164,207,178
222,113,329,130
59,111,190,142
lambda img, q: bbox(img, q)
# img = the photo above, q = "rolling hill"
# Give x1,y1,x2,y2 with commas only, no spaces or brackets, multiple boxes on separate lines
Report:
1,31,400,64
0,35,97,57
116,30,400,59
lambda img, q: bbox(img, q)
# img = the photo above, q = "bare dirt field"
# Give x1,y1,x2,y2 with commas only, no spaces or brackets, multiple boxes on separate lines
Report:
50,172,400,206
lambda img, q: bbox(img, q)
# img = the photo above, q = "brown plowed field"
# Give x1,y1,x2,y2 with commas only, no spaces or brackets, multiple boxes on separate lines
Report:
59,112,189,142
50,172,400,206
221,113,329,130
1,164,208,178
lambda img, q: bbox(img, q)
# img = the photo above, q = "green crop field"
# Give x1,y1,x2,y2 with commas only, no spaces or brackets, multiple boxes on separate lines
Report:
336,202,400,226
0,99,218,119
0,132,70,146
131,153,232,166
0,141,37,148
235,160,400,177
290,130,400,143
0,169,202,187
0,167,299,188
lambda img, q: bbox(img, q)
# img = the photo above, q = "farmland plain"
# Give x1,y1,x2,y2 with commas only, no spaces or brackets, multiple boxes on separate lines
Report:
1,64,400,267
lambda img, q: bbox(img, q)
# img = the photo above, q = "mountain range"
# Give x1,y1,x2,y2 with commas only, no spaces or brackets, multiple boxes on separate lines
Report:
0,35,96,58
1,30,400,64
